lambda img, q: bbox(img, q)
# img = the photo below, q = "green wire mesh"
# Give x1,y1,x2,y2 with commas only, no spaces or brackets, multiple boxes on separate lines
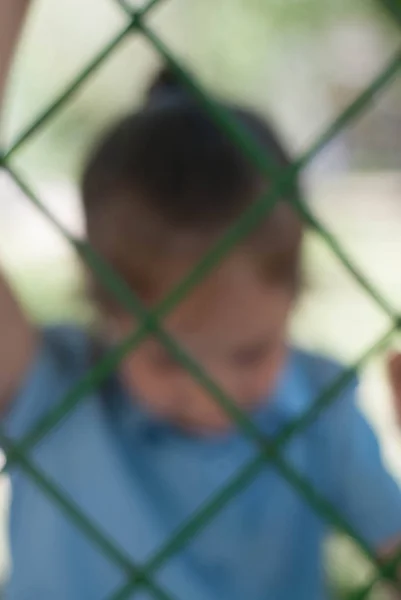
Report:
1,1,401,598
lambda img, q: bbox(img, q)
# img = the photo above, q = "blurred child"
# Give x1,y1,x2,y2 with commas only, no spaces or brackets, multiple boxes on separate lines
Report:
1,2,401,599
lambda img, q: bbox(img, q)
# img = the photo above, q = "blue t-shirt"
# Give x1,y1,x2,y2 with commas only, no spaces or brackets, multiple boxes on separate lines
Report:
3,326,401,600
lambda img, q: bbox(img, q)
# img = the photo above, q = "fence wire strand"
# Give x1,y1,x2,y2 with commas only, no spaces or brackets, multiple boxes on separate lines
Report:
1,1,401,599
5,43,401,467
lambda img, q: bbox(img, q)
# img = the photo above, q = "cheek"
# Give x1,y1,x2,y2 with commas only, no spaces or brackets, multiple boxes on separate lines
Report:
121,353,171,407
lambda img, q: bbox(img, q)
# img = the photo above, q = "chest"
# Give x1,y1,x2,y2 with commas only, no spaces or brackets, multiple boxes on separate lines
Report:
8,422,328,600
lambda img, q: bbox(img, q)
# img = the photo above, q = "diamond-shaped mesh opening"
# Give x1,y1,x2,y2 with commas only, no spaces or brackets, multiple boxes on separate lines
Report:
1,1,401,599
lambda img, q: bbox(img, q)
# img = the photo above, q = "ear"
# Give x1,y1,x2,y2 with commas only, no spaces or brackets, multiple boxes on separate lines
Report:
387,352,401,425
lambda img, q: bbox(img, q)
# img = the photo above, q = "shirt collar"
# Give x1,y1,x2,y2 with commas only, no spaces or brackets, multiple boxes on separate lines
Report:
107,347,307,443
270,348,308,417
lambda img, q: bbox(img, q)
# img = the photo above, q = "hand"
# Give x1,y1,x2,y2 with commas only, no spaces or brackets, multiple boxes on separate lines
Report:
0,0,31,116
388,352,401,426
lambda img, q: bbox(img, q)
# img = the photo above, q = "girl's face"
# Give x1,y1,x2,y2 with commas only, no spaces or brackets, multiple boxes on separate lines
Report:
108,254,294,434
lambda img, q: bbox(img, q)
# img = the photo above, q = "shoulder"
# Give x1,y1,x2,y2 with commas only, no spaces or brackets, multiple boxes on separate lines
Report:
10,323,96,393
18,324,97,389
289,346,359,419
39,324,94,371
2,324,99,441
292,346,356,386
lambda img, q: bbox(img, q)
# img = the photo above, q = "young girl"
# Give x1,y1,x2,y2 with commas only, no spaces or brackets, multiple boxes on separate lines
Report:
2,3,401,600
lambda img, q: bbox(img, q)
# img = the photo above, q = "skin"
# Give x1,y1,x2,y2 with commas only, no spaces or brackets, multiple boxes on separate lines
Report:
0,0,400,585
389,353,401,426
111,253,292,433
0,1,293,432
0,0,37,411
0,0,30,105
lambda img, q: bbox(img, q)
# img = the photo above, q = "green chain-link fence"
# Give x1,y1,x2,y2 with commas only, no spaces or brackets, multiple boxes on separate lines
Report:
1,1,401,599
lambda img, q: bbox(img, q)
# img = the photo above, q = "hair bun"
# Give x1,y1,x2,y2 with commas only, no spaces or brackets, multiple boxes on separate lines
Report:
146,66,187,107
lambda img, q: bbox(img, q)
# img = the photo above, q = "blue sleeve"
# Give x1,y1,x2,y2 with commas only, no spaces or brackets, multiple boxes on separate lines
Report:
2,326,90,442
333,382,401,549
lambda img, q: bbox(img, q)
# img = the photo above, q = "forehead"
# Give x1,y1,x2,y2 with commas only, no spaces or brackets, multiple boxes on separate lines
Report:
162,254,291,348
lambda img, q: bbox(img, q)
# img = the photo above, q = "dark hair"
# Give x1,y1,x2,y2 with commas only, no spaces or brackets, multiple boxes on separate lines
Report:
82,67,303,310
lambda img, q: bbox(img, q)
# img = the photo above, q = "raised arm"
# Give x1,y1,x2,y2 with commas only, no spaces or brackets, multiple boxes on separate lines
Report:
0,0,30,113
0,0,37,409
